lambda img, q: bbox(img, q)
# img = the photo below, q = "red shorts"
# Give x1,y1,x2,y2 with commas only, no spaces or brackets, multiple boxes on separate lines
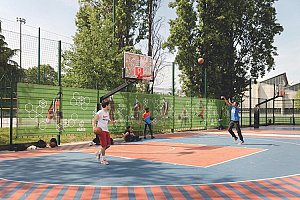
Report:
97,131,111,147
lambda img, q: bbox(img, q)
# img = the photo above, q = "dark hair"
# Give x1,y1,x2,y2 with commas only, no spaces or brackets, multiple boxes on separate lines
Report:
126,126,131,129
145,107,149,112
102,101,110,108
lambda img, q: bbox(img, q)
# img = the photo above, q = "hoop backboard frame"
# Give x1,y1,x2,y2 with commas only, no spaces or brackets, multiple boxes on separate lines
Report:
123,52,153,82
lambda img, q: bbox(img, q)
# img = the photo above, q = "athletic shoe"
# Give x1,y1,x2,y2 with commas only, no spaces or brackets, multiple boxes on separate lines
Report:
101,160,109,165
238,140,244,145
89,142,94,146
233,137,238,142
144,137,146,139
151,136,155,139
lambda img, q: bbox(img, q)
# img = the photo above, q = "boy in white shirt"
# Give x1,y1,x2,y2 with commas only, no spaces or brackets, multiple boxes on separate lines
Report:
92,101,114,165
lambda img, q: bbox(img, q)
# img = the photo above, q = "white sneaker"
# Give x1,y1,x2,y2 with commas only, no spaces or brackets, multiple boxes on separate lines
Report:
89,142,94,146
95,150,101,160
238,140,244,145
100,160,109,165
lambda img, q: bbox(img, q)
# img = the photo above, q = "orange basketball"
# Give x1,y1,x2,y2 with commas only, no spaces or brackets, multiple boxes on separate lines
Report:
198,58,204,65
93,127,102,135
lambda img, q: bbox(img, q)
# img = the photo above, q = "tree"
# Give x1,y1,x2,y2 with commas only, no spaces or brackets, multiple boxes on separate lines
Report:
0,23,23,97
163,0,198,97
63,1,122,90
63,0,148,90
22,64,57,85
164,0,283,99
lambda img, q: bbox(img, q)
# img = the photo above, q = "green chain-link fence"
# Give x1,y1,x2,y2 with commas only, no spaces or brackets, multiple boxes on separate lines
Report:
16,83,229,137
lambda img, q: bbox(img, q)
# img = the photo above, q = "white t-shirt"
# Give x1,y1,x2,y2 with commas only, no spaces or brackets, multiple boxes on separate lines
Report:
96,109,110,132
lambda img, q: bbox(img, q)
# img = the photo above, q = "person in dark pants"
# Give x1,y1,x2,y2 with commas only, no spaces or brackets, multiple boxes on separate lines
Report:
123,126,141,142
142,107,155,139
221,96,244,144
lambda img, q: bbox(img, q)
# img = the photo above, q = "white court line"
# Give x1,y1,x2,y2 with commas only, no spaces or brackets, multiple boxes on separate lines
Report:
203,132,300,146
205,149,268,168
205,131,300,138
1,173,299,188
106,154,208,168
249,137,300,146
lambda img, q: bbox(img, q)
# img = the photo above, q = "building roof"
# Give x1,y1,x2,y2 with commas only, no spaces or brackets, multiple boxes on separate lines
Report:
261,73,289,86
286,83,300,91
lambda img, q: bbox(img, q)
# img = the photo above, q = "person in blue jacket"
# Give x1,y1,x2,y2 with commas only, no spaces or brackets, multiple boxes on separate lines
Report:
221,96,244,144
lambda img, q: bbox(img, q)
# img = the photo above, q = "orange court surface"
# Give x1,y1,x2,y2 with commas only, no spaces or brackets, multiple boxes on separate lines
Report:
0,125,300,199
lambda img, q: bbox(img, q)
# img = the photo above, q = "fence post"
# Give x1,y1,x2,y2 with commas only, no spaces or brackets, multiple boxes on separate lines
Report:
265,101,268,125
172,62,175,133
0,96,2,128
240,97,243,127
190,96,193,129
38,27,41,83
126,92,129,128
273,84,275,124
9,81,13,146
57,40,62,145
292,99,295,125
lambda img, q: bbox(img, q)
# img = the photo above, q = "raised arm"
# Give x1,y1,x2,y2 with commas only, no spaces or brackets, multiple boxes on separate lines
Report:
221,96,231,107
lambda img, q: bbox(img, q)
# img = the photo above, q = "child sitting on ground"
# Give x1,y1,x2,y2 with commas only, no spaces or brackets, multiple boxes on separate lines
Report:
123,126,141,142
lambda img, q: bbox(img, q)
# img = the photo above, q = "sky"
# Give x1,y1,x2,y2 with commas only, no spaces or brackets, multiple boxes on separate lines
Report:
0,0,299,85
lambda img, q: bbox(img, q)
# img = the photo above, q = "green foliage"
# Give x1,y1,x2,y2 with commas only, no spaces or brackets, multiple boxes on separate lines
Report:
22,64,57,85
0,28,24,97
163,0,198,96
62,2,122,90
62,0,153,91
164,0,283,99
295,90,300,109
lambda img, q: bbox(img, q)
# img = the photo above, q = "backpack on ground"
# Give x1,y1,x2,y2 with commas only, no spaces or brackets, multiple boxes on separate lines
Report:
36,139,47,148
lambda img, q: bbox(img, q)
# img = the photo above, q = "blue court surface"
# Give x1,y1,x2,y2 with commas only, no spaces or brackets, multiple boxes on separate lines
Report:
0,125,300,199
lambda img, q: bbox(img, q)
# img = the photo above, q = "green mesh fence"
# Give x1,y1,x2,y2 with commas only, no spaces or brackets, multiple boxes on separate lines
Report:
17,83,97,136
17,83,229,137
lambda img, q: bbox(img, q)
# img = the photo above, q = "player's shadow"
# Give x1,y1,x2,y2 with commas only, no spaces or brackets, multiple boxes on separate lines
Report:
0,152,240,186
242,143,279,146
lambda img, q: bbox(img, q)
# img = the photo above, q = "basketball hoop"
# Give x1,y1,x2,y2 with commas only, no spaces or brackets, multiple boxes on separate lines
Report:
124,52,153,81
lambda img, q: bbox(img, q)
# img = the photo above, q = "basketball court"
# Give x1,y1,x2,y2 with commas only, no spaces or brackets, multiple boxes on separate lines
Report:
1,126,300,199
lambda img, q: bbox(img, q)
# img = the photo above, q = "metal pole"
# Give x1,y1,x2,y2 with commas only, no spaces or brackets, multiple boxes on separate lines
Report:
38,27,41,83
292,99,295,125
57,41,62,145
204,66,207,130
240,97,243,127
9,78,13,146
273,84,275,124
190,62,193,129
0,96,2,128
265,101,267,125
113,0,116,36
16,17,26,68
172,62,175,132
249,79,252,127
